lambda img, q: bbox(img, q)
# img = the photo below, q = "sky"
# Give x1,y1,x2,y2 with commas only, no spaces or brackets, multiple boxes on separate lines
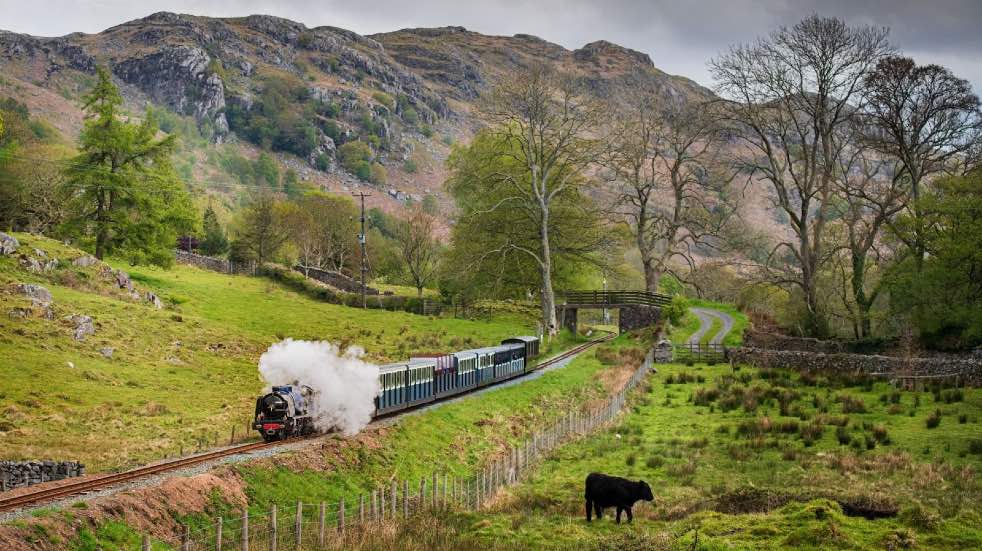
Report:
1,0,980,92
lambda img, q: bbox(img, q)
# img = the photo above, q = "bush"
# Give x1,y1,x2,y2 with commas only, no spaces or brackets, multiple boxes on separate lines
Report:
402,107,419,125
372,91,395,110
959,413,968,424
926,409,942,429
872,425,890,444
369,162,387,185
403,159,417,173
836,426,851,445
338,141,373,172
837,394,867,414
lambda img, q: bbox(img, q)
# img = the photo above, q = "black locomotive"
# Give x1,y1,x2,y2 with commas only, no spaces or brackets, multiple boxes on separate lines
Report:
253,384,316,442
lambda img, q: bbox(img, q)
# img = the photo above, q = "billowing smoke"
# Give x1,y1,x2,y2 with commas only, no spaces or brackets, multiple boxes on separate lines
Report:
258,339,380,435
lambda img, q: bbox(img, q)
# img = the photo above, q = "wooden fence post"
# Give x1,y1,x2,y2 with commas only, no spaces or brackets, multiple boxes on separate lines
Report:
338,499,345,536
182,524,190,551
391,480,397,518
359,495,365,524
242,509,249,551
403,479,409,517
444,473,449,507
432,473,439,507
419,478,425,512
294,501,302,551
371,491,377,522
142,535,150,551
216,516,223,551
270,504,277,551
318,502,325,547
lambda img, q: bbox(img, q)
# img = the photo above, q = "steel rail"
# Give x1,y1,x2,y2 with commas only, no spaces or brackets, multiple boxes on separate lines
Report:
0,334,612,512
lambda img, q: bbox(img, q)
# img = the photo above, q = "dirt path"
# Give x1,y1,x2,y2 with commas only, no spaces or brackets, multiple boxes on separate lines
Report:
689,307,735,345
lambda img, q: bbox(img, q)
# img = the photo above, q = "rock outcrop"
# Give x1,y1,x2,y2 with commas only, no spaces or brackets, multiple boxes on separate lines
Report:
0,232,19,255
113,45,227,139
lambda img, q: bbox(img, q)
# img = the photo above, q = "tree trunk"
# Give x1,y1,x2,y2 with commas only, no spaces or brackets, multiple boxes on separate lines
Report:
642,256,661,294
417,286,423,299
540,208,559,336
94,190,108,260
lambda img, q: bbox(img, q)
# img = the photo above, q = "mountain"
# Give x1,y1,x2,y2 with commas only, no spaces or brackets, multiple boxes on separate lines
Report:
0,12,714,213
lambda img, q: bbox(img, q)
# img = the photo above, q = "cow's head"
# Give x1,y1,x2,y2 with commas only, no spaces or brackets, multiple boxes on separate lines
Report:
637,480,654,501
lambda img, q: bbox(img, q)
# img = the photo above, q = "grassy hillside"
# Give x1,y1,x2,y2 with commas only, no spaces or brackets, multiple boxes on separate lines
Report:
0,233,530,471
446,362,982,549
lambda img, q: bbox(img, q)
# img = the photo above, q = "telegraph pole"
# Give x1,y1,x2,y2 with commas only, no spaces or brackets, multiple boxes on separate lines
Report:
352,192,372,308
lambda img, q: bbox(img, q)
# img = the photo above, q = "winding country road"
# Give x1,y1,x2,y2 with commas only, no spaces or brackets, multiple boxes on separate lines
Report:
689,307,735,345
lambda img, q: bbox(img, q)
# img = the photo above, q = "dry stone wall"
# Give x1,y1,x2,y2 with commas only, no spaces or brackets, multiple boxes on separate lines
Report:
174,250,255,275
294,266,379,295
1,460,85,491
729,347,982,385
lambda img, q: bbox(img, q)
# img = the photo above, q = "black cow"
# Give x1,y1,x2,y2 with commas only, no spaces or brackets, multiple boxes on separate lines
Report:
584,472,653,523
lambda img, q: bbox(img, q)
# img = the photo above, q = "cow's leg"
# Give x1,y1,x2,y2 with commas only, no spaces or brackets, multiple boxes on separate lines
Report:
616,507,622,524
594,503,602,519
585,500,592,522
626,507,633,523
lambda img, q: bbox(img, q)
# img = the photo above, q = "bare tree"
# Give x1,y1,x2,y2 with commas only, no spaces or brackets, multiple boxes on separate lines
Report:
829,146,909,338
288,193,358,275
710,15,892,336
396,205,440,299
606,93,739,293
478,65,605,335
860,56,982,261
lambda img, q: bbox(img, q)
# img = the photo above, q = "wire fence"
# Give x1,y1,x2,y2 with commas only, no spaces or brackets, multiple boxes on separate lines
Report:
144,349,655,551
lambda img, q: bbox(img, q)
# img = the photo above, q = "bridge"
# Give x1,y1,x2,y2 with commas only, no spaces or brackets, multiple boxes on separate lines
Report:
558,290,672,333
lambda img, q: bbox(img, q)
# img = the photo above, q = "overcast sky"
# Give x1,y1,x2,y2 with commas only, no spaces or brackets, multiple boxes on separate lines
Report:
2,0,980,92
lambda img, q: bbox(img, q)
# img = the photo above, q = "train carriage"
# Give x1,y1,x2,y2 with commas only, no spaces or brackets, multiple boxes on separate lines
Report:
376,363,408,414
453,351,479,390
501,336,540,367
406,359,436,405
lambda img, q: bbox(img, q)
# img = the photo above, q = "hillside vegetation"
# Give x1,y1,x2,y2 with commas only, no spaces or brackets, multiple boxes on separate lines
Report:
0,233,529,471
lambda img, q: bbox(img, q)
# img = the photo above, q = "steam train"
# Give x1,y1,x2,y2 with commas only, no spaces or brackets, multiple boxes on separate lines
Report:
253,336,540,441
253,384,317,442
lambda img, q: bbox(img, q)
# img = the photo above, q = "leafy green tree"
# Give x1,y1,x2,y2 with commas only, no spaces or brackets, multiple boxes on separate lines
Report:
198,205,229,256
445,130,605,310
63,67,194,265
231,191,290,265
255,152,280,187
885,171,982,348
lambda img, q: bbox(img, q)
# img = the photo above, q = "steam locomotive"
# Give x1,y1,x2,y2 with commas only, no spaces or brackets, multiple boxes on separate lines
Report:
253,336,540,441
253,384,317,442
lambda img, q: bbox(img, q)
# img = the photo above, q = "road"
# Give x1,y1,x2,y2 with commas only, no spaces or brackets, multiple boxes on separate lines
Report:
689,307,735,345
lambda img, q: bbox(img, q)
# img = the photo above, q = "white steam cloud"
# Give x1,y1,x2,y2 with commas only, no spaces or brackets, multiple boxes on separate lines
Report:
258,339,381,436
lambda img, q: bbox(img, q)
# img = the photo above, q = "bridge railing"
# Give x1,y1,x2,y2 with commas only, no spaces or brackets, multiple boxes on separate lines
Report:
561,290,673,307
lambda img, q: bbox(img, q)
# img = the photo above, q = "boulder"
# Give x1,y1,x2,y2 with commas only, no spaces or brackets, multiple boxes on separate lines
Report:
72,255,99,268
0,232,18,255
113,270,134,291
100,347,114,359
14,283,53,305
65,314,95,341
145,291,164,309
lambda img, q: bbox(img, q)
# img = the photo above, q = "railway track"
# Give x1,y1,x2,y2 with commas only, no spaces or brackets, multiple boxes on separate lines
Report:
0,334,612,513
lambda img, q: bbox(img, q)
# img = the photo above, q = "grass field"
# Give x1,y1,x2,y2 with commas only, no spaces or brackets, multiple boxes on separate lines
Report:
442,362,982,550
0,233,532,471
